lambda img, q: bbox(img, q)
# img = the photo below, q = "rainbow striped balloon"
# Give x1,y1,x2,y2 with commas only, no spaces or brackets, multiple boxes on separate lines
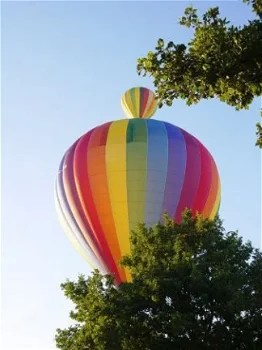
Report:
55,118,221,284
121,87,158,119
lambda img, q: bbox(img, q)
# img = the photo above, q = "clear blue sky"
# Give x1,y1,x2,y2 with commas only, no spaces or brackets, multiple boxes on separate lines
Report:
1,1,261,349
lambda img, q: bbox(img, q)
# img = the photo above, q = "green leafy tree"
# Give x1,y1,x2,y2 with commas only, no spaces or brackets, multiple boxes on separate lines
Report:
55,212,262,349
137,0,262,147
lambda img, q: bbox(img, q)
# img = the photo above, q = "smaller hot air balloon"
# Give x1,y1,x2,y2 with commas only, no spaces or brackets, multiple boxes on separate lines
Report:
121,87,158,119
55,87,221,284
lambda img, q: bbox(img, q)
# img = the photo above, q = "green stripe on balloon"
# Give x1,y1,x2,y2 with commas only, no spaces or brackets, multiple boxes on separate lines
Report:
126,119,148,231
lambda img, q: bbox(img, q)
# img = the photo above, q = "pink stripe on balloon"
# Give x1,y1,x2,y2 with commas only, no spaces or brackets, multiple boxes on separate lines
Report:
192,139,213,215
174,130,201,222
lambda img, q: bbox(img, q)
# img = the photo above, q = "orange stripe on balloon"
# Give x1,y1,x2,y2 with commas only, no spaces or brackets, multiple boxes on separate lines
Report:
202,157,219,218
74,128,122,284
88,123,126,282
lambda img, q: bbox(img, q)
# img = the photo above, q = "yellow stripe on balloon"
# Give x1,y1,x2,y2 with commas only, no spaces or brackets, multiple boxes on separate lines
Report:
209,177,221,220
134,87,140,117
125,90,136,118
202,160,219,217
106,120,131,281
121,94,132,119
121,100,131,120
148,97,158,117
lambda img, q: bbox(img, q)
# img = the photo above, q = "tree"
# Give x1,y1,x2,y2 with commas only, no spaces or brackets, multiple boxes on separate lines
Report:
137,0,262,147
55,211,262,349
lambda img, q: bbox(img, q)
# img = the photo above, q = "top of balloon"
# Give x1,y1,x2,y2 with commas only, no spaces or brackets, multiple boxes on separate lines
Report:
121,87,158,119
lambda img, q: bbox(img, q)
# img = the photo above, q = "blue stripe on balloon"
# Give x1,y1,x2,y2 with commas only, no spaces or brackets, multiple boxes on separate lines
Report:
145,120,168,226
55,177,89,260
161,122,187,219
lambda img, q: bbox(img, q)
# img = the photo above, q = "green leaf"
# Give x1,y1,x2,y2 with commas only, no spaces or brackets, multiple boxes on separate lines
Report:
56,212,262,349
137,0,262,148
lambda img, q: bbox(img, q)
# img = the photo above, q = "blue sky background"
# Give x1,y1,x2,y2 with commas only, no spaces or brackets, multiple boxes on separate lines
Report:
1,1,261,349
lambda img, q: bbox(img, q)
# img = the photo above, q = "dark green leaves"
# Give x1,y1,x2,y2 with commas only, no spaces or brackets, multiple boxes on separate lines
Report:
55,212,262,349
137,0,262,147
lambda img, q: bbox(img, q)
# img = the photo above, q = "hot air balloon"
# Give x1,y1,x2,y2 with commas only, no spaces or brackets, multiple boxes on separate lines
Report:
55,87,221,284
121,86,158,119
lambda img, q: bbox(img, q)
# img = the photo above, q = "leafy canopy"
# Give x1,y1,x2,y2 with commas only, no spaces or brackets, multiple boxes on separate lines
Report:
137,0,262,147
55,212,262,349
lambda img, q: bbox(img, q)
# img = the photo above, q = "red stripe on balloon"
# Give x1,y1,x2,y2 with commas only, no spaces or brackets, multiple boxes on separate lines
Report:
73,130,103,250
174,130,201,222
141,87,149,118
192,139,213,215
74,126,122,284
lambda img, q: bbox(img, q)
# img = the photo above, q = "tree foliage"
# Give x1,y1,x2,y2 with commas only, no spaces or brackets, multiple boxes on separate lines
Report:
137,0,262,147
55,212,262,349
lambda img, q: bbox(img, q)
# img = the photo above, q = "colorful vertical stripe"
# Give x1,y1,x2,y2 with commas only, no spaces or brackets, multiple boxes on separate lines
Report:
55,119,221,283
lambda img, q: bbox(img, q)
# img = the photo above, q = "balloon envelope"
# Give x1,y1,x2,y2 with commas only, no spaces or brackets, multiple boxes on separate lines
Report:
55,119,220,284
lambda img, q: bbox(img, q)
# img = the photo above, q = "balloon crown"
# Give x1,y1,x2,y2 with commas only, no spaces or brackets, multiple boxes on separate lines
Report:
121,87,158,119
